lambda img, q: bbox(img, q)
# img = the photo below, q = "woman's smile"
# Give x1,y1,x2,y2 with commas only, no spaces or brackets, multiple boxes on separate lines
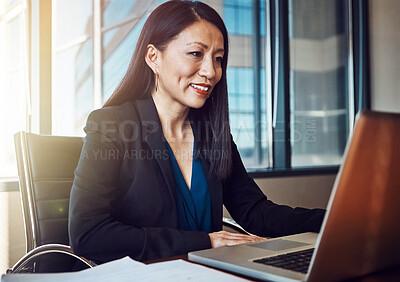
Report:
189,83,211,96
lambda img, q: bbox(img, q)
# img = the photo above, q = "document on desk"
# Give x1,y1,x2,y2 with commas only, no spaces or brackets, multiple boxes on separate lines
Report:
1,257,249,282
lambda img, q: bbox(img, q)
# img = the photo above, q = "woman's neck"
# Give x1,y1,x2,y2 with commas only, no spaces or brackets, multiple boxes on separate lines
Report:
152,92,192,141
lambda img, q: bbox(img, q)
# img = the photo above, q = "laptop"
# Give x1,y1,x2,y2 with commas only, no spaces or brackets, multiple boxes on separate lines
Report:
189,111,400,282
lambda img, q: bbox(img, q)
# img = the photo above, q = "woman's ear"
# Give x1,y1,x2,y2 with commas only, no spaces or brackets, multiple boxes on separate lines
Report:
145,44,160,73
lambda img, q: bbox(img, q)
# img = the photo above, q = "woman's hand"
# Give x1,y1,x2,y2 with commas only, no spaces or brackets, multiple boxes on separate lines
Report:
208,231,265,248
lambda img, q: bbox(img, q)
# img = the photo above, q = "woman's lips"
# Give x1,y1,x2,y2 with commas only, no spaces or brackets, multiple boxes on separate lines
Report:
190,83,211,95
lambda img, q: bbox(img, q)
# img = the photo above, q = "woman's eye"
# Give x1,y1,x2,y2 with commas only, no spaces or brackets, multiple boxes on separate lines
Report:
215,56,224,63
189,51,202,58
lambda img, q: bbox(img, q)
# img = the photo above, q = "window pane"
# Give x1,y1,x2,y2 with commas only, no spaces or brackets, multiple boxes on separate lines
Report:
75,40,94,133
8,16,21,67
54,0,92,48
53,0,94,136
224,0,253,35
102,0,153,29
260,0,266,36
52,41,93,136
0,71,27,177
0,15,28,177
8,0,19,7
102,16,146,101
217,0,269,169
289,0,351,166
223,6,235,34
101,0,162,101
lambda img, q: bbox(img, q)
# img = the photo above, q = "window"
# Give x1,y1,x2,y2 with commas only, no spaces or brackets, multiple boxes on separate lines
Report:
222,0,270,169
52,0,161,136
1,0,370,178
266,0,369,174
52,0,93,136
0,0,29,178
101,0,150,102
289,0,352,167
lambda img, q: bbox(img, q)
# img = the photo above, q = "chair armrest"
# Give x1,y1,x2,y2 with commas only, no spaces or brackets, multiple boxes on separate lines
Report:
7,244,96,274
222,217,255,235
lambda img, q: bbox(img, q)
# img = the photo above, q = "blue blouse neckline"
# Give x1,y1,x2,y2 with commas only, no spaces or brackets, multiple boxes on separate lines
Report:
166,141,212,233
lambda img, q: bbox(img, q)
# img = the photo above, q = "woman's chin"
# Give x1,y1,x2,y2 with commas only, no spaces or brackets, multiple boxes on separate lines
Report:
188,98,209,109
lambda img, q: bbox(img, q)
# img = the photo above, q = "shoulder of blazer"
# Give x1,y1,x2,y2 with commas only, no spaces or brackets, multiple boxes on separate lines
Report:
87,100,139,125
86,97,160,126
84,97,162,146
83,100,141,149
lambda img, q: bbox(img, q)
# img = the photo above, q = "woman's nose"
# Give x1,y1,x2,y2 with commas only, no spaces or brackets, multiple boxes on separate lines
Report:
198,57,216,80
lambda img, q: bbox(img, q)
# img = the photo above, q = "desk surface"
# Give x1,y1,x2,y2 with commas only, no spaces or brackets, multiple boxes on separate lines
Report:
146,255,400,281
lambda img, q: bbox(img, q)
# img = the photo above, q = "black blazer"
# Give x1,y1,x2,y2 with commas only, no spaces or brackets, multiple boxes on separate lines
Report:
68,97,325,263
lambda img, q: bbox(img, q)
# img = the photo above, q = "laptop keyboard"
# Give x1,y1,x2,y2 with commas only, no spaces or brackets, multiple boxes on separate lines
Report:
253,248,314,274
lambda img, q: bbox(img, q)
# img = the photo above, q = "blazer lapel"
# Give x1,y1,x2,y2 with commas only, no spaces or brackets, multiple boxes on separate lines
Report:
136,98,177,209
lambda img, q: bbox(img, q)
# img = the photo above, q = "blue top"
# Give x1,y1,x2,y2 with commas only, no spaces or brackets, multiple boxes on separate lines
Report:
166,142,212,233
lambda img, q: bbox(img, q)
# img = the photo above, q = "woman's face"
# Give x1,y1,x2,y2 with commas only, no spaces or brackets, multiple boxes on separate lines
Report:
155,20,225,109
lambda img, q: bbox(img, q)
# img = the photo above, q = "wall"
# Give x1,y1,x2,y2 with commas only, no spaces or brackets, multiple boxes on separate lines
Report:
255,174,335,209
223,174,336,219
369,0,400,112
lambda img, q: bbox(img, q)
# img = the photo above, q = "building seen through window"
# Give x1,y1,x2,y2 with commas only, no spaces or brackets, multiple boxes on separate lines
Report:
289,0,352,166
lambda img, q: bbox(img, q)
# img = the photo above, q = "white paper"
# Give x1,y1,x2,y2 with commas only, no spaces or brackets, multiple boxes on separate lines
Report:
137,259,249,281
1,257,249,282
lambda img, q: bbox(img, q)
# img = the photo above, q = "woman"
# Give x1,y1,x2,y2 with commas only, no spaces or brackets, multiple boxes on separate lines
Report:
68,0,325,263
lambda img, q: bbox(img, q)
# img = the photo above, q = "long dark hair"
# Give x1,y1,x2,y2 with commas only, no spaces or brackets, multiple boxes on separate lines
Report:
103,0,232,180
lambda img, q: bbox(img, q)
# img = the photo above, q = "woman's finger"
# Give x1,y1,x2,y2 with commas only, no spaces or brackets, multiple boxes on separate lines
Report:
209,231,266,248
216,231,264,240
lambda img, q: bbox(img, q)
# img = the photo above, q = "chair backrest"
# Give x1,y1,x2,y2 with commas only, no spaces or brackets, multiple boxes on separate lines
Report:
14,132,83,252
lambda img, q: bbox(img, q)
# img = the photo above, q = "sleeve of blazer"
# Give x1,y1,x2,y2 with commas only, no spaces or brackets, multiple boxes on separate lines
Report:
68,107,211,263
223,139,326,238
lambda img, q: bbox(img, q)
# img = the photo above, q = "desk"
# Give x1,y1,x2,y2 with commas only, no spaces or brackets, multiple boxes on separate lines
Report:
146,255,400,281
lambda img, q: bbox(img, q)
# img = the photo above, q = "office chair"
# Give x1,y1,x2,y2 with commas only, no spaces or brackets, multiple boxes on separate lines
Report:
8,132,95,273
